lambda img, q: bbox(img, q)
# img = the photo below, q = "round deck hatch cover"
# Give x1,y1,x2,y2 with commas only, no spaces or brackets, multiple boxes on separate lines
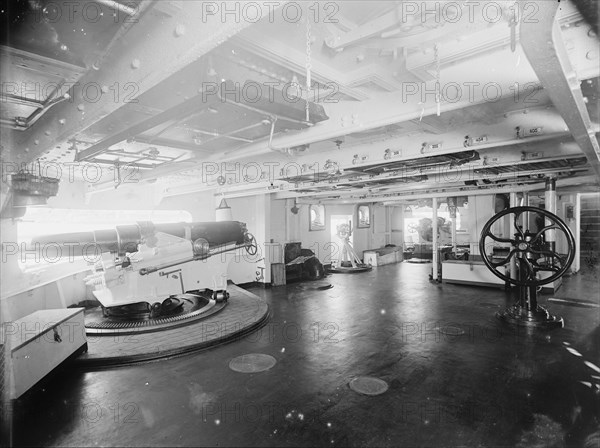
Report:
349,377,389,396
435,325,465,336
229,354,277,373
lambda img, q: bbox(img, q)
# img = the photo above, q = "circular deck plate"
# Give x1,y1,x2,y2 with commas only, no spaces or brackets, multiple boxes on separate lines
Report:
434,325,465,336
349,377,389,396
298,283,333,291
329,265,372,274
229,354,277,373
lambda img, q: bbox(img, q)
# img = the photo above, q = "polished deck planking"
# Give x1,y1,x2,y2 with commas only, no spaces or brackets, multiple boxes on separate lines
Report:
9,262,600,447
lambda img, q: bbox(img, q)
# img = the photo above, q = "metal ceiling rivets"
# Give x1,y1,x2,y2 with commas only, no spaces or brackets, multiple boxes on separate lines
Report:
59,119,66,125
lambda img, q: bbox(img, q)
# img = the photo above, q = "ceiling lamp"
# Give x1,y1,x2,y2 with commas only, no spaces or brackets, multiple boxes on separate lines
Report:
216,198,233,221
291,199,300,215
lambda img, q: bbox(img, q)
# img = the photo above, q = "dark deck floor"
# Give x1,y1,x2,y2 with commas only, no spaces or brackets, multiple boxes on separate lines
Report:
7,263,600,447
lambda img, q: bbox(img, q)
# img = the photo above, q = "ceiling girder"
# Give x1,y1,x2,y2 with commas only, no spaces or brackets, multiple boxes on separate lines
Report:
4,1,277,165
519,0,600,180
75,93,220,161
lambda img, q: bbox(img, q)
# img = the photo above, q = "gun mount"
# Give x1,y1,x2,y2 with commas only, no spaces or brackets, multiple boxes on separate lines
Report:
32,221,257,322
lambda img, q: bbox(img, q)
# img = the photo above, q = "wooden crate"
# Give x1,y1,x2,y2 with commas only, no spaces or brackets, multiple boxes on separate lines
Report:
271,263,286,286
363,247,402,266
5,308,87,399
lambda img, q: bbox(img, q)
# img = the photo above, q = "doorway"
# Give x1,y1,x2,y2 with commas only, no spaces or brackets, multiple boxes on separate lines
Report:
580,192,600,272
330,215,353,264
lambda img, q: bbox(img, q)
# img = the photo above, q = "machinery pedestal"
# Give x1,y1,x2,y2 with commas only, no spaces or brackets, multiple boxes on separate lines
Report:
479,206,575,331
496,282,563,329
496,305,563,329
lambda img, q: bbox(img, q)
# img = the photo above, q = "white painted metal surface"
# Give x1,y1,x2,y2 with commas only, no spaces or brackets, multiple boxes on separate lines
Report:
6,308,87,399
442,260,506,288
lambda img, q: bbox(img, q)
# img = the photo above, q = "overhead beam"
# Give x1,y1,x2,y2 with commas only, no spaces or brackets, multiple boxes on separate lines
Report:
211,79,544,163
232,31,370,101
378,175,599,205
519,0,600,179
5,1,278,164
209,172,597,204
75,94,217,161
272,167,592,201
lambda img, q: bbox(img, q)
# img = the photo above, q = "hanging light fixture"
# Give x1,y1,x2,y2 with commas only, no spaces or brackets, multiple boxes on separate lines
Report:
291,199,300,215
216,198,233,221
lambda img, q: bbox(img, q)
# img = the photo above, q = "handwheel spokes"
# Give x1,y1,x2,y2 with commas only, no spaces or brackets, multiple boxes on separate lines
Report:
245,233,258,255
530,224,562,244
513,212,525,239
485,231,515,245
530,256,561,272
521,258,536,280
490,249,517,267
530,248,566,266
536,265,561,273
479,206,575,287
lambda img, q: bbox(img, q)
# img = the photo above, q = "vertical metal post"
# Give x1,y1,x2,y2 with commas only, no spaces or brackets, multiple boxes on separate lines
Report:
545,178,557,243
523,192,530,230
574,193,581,273
509,192,518,281
449,198,457,253
451,217,457,252
544,178,558,289
432,198,439,281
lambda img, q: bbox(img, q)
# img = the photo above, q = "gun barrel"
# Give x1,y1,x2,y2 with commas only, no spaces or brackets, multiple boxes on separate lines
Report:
31,221,248,256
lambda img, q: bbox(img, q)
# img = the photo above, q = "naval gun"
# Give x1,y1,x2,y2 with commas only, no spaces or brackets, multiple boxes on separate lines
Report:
32,221,258,317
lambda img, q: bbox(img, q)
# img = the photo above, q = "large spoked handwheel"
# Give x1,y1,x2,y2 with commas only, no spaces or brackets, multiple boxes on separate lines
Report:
244,232,258,256
479,206,575,287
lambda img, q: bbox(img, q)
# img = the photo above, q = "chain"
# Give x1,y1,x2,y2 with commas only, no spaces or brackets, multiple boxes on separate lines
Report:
435,43,441,117
305,8,312,123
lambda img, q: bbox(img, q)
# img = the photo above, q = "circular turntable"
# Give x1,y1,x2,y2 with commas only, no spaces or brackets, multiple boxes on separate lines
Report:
84,291,227,335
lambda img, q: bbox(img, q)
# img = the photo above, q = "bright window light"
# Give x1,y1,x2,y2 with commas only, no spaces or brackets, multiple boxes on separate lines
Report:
17,208,192,268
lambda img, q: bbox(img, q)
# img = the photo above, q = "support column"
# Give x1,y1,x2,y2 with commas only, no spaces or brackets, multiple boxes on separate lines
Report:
432,198,439,281
545,178,557,240
544,177,558,291
523,192,530,230
449,198,457,253
574,193,581,273
509,192,519,281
